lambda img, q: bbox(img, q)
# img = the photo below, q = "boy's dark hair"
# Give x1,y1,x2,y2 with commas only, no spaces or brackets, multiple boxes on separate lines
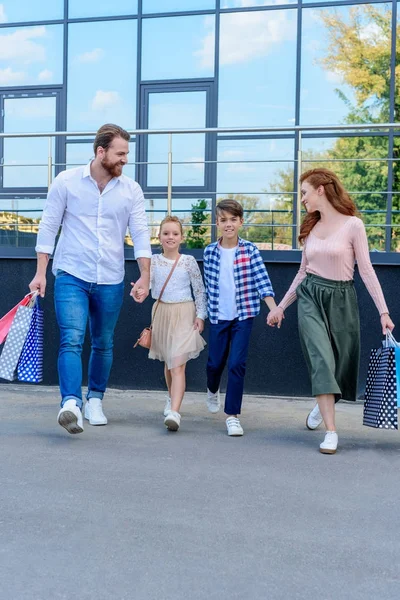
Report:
215,198,243,219
93,124,130,156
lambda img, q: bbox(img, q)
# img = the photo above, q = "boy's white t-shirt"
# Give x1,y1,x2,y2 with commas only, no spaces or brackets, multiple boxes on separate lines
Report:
218,246,238,321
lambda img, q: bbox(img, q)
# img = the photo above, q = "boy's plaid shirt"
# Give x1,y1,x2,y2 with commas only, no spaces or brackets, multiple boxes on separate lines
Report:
203,237,275,324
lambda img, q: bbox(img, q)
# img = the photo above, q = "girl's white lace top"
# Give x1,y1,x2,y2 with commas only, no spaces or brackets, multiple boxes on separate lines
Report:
150,254,207,320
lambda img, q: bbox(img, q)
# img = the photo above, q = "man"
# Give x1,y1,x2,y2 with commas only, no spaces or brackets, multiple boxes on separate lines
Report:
29,124,151,435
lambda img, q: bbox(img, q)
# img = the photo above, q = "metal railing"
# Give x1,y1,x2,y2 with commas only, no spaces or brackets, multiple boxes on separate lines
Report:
0,123,399,251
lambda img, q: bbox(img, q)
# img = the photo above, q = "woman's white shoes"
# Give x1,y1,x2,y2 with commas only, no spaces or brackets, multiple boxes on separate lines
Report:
320,431,338,454
306,404,323,430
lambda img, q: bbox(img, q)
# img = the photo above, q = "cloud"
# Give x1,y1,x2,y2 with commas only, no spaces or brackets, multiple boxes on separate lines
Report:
0,67,25,85
186,157,205,171
220,149,246,158
91,90,121,111
6,98,56,119
195,11,295,68
0,4,7,23
77,48,105,63
325,69,344,84
227,164,257,173
0,26,47,64
38,69,53,82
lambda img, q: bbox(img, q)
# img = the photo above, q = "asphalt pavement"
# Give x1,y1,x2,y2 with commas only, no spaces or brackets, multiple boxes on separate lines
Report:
0,385,399,600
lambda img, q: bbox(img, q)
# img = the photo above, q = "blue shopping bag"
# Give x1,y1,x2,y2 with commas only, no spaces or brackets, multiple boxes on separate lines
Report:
383,331,400,408
17,299,43,383
395,347,400,408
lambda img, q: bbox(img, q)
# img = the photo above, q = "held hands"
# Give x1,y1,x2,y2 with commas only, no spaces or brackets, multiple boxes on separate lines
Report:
29,274,46,298
194,318,204,334
130,277,150,303
381,313,395,336
266,306,284,329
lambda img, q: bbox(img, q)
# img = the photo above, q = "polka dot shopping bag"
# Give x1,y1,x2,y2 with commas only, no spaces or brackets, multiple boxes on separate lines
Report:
17,298,43,384
363,333,399,430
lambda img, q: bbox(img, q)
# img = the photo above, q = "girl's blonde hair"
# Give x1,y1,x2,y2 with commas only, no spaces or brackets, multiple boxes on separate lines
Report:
159,215,184,236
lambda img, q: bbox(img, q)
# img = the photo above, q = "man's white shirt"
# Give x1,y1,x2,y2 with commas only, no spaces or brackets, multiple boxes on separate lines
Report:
36,162,152,284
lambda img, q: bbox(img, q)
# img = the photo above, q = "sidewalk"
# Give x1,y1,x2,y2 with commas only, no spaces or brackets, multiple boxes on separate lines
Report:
0,385,399,600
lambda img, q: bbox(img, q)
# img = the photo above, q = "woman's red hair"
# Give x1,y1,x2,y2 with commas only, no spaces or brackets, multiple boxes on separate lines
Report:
298,168,358,245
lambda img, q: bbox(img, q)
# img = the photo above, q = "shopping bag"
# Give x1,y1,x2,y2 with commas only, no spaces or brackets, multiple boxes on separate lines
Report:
363,343,398,430
0,294,37,381
17,299,43,383
0,291,36,345
384,331,400,408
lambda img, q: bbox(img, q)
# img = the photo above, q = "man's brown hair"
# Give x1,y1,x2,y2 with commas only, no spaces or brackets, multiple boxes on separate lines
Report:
215,198,244,219
93,124,130,156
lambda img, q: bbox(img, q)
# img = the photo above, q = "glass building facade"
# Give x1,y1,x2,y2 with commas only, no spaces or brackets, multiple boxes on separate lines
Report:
0,0,398,253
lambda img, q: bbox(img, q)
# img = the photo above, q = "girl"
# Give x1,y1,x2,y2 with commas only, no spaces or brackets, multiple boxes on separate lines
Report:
149,216,207,431
267,168,394,455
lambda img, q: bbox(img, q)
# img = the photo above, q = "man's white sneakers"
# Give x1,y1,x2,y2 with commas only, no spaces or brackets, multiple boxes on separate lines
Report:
57,399,84,434
306,403,323,430
84,398,108,425
226,416,243,436
320,431,338,454
164,410,181,431
207,389,221,413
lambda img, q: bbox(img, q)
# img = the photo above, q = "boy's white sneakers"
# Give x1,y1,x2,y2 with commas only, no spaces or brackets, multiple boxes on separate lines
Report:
84,398,108,425
226,416,243,436
306,403,323,430
164,410,181,431
207,388,221,413
163,395,171,417
57,399,84,434
319,431,338,454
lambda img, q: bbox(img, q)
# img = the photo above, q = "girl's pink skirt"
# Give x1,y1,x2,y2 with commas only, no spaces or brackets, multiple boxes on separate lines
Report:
149,300,206,369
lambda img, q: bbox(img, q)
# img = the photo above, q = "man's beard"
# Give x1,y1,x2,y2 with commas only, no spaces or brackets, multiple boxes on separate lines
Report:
101,156,124,178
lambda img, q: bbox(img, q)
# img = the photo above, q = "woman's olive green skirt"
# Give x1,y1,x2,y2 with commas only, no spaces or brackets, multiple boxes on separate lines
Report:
297,274,360,402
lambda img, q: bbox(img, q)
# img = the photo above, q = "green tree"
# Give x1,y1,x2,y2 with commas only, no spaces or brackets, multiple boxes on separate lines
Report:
185,199,210,248
272,5,400,250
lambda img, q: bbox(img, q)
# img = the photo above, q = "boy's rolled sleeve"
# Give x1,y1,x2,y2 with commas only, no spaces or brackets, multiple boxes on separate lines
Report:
251,247,275,299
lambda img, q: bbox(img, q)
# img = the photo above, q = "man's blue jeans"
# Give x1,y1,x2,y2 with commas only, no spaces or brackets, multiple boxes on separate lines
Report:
206,317,254,415
54,271,124,409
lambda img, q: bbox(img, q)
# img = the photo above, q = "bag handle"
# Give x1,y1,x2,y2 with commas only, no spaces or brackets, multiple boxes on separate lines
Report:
27,291,39,308
385,329,400,348
150,255,180,327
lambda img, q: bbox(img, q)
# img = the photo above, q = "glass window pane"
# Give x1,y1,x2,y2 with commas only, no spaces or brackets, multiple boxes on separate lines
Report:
0,0,63,22
142,15,215,80
68,0,137,19
68,20,137,131
218,10,297,128
147,91,207,187
0,196,44,248
143,0,215,12
0,24,63,86
300,4,392,125
146,197,212,247
3,97,56,187
217,138,295,248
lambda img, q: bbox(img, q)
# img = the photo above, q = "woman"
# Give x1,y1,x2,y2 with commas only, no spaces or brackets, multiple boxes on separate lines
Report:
267,168,394,454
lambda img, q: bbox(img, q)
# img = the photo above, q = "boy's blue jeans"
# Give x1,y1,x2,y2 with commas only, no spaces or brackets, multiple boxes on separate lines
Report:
206,317,254,415
54,271,124,409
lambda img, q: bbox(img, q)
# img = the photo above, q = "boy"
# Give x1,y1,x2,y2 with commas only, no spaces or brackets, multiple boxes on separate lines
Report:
203,199,277,436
